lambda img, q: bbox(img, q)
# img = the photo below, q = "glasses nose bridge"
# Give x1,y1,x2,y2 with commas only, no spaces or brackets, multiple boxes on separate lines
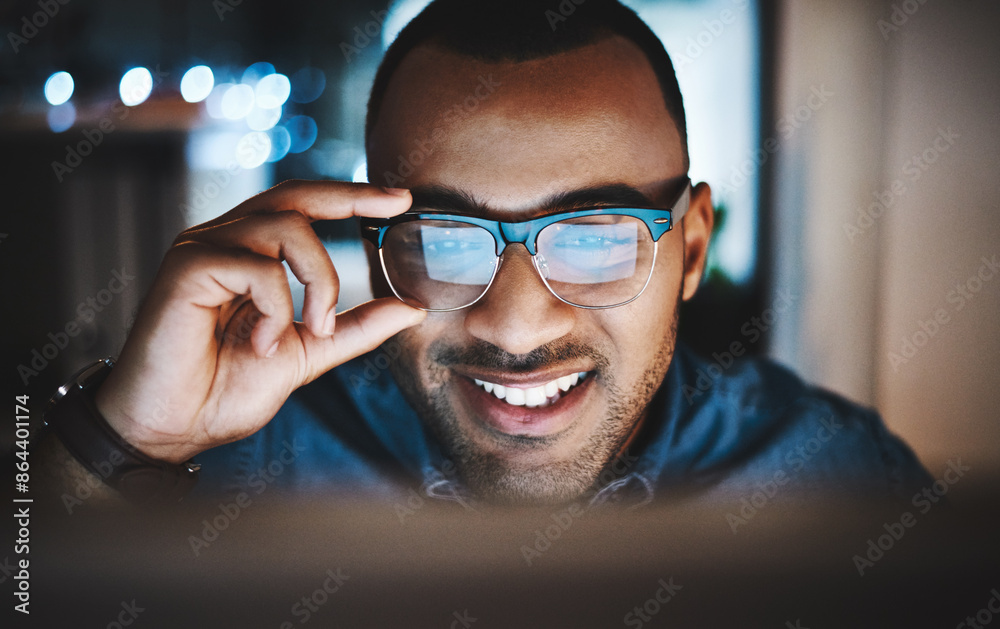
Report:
497,222,538,255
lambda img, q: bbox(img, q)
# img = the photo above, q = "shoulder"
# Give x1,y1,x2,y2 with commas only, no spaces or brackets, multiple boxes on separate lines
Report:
643,343,931,501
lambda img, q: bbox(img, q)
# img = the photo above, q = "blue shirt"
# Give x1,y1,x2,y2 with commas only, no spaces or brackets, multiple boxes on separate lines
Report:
192,342,931,509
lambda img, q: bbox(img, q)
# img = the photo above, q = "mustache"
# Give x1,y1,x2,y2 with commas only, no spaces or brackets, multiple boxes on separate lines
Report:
431,338,610,373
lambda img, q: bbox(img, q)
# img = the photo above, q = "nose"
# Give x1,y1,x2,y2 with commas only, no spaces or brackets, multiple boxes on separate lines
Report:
462,245,576,355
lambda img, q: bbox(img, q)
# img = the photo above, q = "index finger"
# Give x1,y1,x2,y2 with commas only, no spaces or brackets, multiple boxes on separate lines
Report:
195,180,411,231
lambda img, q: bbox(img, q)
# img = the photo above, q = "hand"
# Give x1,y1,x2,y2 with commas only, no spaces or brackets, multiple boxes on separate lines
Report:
92,180,425,464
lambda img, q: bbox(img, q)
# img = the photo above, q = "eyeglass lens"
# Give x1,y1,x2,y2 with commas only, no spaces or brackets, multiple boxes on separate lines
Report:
380,215,656,310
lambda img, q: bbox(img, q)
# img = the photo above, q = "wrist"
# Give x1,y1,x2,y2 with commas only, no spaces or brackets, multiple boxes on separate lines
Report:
45,359,200,503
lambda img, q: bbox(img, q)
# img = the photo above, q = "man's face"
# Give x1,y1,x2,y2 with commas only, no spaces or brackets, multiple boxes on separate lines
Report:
367,36,703,505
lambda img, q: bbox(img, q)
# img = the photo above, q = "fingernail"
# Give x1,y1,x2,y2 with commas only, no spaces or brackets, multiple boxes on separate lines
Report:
382,187,409,196
323,309,336,336
266,341,279,358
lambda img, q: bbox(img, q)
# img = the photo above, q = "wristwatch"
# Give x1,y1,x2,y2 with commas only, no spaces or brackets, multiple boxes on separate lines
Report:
44,358,199,503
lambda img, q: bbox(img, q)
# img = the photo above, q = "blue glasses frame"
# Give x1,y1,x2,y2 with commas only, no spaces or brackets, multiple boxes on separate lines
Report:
360,180,691,311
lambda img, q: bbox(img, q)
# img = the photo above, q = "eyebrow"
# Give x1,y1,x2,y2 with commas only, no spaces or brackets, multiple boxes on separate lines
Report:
409,183,658,218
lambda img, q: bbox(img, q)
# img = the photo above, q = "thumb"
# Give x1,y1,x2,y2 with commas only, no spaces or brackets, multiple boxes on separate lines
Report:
299,297,426,384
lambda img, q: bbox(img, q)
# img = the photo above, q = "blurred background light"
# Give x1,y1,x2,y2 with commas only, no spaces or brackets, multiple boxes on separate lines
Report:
285,115,318,153
44,71,74,106
254,73,290,109
221,84,255,120
383,0,432,49
46,103,76,132
352,161,367,183
266,126,292,163
180,65,215,103
236,131,271,169
205,82,233,119
247,105,282,131
289,67,326,104
120,67,154,106
241,61,275,86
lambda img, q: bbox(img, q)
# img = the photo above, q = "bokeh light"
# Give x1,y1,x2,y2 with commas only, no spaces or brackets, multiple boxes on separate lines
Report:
221,84,255,120
247,105,282,131
255,73,290,109
266,126,292,163
205,82,233,119
44,71,74,106
236,131,271,169
120,67,154,106
180,65,215,103
241,62,275,86
285,115,318,154
290,67,326,104
46,103,76,132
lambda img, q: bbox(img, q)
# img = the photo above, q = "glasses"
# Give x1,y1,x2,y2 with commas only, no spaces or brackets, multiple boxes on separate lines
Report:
360,179,690,312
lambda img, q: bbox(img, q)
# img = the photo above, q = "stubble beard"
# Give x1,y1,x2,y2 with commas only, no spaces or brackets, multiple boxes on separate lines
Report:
388,302,679,506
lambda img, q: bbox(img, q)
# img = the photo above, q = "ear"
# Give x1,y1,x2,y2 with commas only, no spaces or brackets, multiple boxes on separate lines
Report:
680,182,714,301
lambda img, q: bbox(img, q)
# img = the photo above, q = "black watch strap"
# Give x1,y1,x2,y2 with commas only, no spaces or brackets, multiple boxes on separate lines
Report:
44,359,199,503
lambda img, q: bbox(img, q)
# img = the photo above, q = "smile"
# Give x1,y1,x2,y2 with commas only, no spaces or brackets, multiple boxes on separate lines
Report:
472,372,590,408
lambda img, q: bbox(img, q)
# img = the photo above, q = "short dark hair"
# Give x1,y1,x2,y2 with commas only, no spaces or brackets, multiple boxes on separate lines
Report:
365,0,688,167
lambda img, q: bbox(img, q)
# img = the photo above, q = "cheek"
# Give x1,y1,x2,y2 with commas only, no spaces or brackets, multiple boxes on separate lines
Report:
392,314,464,388
597,259,682,367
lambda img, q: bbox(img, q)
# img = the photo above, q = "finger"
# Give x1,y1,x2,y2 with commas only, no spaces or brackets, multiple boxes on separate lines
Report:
186,180,411,234
297,298,426,384
181,211,339,337
163,242,296,357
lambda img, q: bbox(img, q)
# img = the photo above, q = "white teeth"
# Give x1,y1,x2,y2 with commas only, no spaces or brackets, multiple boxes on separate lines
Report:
505,387,526,406
524,386,546,407
472,372,590,407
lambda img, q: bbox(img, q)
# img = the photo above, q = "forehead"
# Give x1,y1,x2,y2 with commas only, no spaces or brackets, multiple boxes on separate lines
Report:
367,35,685,213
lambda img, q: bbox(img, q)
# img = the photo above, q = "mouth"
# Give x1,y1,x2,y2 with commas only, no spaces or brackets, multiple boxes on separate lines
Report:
471,372,589,408
453,368,596,438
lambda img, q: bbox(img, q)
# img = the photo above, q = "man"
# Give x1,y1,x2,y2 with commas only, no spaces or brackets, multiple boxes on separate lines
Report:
40,0,928,508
